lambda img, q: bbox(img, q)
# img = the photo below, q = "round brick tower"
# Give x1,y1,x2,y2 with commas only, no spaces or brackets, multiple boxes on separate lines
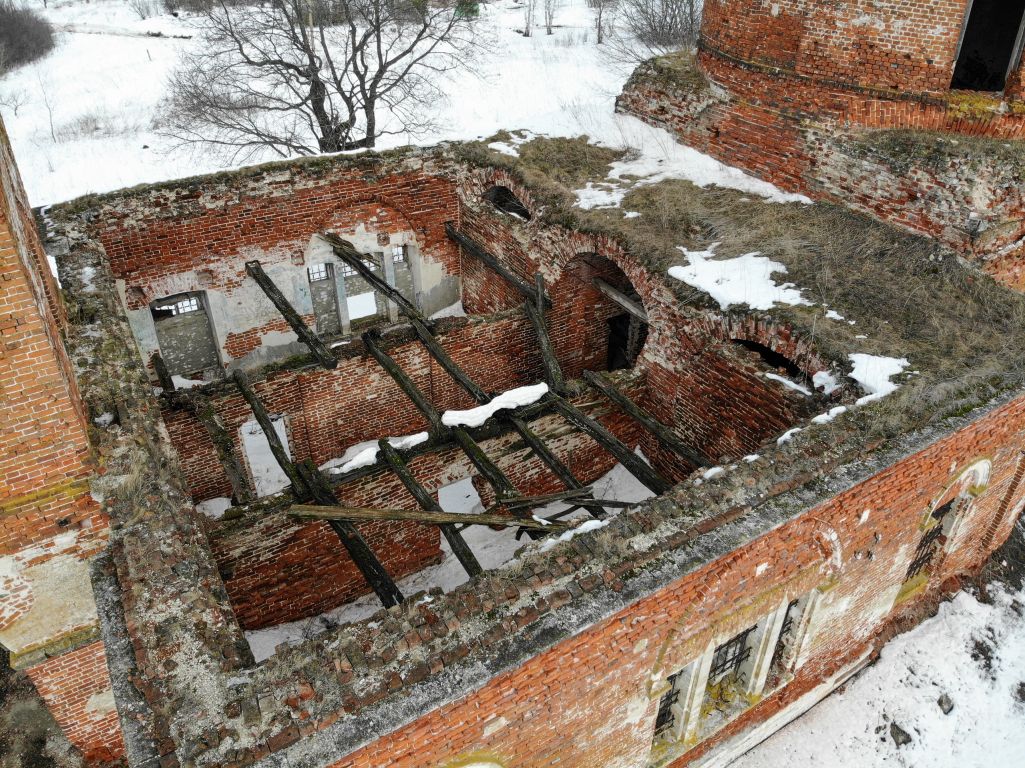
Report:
617,0,1025,289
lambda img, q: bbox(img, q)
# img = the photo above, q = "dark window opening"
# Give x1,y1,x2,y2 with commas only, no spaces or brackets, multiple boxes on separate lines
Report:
708,625,756,686
484,185,532,220
732,338,804,381
608,313,648,371
653,670,682,740
951,0,1025,91
905,499,957,581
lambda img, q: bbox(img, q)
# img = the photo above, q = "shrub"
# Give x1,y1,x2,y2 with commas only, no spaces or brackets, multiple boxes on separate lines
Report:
0,0,55,74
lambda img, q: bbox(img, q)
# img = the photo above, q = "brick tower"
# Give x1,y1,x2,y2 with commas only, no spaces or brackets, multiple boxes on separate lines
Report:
617,0,1025,287
0,118,124,762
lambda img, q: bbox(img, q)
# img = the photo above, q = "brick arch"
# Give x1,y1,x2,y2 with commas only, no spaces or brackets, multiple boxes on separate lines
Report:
466,167,540,223
315,192,423,238
693,314,833,383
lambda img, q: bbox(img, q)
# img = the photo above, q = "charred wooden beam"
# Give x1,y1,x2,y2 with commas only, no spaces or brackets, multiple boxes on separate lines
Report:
378,441,483,578
593,278,648,323
231,369,309,497
296,461,405,607
183,392,255,504
445,222,550,309
523,273,565,393
234,370,402,607
245,260,337,369
291,504,572,532
320,232,426,324
152,352,175,392
549,393,672,496
362,331,524,510
408,316,490,404
582,370,711,468
499,486,594,509
362,330,444,434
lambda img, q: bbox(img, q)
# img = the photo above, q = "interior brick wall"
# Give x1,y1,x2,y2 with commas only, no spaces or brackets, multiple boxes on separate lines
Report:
207,387,645,630
24,640,125,766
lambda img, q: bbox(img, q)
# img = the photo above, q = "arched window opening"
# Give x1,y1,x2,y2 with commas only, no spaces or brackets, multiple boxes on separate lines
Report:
484,185,532,221
731,339,805,382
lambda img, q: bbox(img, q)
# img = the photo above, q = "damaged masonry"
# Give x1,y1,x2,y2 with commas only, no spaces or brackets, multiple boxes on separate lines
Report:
4,2,1025,764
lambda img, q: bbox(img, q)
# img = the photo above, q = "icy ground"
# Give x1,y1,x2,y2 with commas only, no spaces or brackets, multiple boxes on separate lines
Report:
1,0,804,206
735,577,1025,768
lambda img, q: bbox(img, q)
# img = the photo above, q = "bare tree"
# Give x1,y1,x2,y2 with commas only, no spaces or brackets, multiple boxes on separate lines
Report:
523,0,536,37
542,0,559,35
605,0,700,62
588,0,617,44
159,0,483,161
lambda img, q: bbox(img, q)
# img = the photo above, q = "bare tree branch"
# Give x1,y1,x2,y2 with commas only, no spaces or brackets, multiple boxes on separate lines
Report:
158,0,487,160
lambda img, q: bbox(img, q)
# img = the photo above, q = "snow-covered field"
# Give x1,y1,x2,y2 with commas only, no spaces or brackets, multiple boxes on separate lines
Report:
1,0,803,206
3,1,1024,764
736,576,1025,768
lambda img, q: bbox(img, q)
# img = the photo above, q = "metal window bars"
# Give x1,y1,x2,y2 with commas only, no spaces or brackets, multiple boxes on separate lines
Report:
653,670,682,739
709,625,756,686
905,499,956,581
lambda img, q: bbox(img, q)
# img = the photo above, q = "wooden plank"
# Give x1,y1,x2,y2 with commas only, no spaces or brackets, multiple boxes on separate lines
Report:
319,232,426,324
245,260,337,369
500,485,595,509
152,352,175,392
450,427,521,506
593,278,648,323
445,222,550,308
378,441,483,578
582,370,712,468
408,316,490,404
182,392,255,504
291,504,572,532
549,393,672,496
362,330,444,433
523,272,565,393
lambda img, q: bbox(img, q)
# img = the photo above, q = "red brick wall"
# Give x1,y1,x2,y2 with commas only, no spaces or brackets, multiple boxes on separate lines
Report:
617,53,1025,288
701,0,1010,100
92,171,461,301
0,122,101,553
325,389,1025,768
24,641,125,765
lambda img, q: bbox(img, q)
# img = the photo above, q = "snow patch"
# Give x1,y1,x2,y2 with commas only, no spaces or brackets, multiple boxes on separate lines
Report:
669,244,812,311
813,370,840,395
848,354,909,405
196,497,233,520
441,383,548,427
764,372,811,396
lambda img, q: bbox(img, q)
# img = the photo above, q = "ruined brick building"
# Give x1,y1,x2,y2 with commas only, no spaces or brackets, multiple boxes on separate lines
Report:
4,2,1025,767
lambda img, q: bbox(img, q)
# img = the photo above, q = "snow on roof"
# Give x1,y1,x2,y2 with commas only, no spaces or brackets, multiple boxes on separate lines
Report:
848,354,909,405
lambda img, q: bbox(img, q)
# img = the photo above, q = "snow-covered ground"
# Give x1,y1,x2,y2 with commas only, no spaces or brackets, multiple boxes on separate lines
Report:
735,581,1025,768
1,0,804,206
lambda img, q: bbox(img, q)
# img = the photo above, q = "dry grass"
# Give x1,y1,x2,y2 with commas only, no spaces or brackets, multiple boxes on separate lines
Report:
469,135,1025,438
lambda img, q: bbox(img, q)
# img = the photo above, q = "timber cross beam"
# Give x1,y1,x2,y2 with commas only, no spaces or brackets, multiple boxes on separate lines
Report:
581,370,712,469
245,260,337,369
445,222,551,309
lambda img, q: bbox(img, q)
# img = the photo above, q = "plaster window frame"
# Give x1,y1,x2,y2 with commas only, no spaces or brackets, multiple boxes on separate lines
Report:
652,587,823,751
